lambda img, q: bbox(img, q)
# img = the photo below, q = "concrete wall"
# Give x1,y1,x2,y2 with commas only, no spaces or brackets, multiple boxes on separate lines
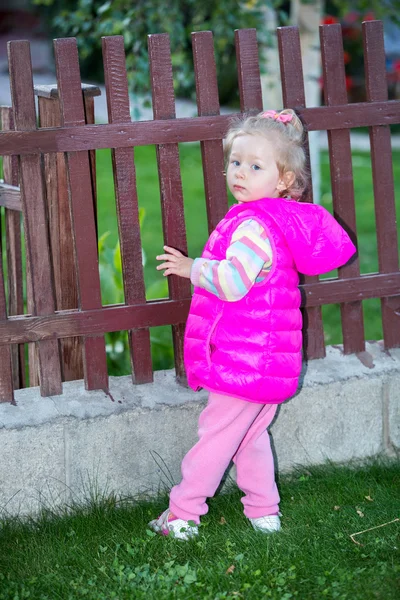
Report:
0,341,399,517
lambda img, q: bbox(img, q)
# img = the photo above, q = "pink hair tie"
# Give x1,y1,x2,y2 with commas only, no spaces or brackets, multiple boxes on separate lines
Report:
261,110,293,124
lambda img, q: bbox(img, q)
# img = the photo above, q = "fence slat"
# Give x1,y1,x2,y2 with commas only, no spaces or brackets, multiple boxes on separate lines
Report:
102,35,153,383
54,37,108,391
278,26,326,360
363,20,400,349
1,106,25,390
235,29,263,112
148,33,192,383
320,24,365,354
8,41,62,396
192,31,228,233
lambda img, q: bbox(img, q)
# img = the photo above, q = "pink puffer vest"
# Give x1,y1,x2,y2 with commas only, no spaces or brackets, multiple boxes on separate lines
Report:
184,197,356,404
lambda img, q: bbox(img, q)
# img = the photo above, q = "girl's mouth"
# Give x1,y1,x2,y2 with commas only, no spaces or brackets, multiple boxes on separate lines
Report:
234,185,245,191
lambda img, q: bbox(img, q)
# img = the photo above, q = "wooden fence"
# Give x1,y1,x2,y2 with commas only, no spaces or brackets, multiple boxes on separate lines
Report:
0,21,399,403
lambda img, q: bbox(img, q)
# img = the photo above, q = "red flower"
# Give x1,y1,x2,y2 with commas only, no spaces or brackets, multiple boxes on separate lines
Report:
345,75,353,91
394,59,400,73
343,51,351,65
363,12,375,21
322,15,338,25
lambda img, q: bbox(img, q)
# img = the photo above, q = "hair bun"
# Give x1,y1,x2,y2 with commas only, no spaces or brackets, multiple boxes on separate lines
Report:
278,109,304,138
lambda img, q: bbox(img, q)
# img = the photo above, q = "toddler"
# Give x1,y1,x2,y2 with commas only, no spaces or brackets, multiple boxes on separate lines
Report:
150,109,356,540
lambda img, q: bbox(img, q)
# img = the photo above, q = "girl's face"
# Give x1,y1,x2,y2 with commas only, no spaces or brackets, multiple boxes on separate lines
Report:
227,134,284,203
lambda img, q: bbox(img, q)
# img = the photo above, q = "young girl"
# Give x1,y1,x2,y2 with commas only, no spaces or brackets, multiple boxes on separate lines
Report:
150,109,356,540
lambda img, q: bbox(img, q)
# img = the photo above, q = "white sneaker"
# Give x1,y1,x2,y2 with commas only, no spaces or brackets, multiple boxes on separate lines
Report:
249,514,281,533
148,508,199,541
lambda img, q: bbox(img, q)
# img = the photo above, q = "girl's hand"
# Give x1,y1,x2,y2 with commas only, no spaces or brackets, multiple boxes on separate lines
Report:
156,246,194,279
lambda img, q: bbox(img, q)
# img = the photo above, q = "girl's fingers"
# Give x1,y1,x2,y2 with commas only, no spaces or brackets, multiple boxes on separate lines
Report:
163,246,183,257
156,262,173,270
156,253,177,262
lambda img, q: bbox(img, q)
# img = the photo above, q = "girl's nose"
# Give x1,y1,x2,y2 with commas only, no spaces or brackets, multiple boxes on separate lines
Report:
236,167,245,179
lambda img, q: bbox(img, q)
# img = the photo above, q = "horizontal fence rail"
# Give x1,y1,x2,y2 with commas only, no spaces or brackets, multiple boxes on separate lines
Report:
0,21,399,402
0,101,399,156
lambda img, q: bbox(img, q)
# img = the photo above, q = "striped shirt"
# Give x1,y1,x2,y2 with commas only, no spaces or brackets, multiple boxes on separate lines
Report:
190,219,273,302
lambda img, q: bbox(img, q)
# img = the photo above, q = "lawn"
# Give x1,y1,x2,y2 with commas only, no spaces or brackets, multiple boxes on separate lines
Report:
0,459,398,599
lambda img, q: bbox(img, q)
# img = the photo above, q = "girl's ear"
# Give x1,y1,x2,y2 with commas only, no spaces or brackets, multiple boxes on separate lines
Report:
282,171,296,189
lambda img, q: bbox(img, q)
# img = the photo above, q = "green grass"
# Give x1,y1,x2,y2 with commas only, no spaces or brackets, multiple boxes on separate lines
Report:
0,460,399,599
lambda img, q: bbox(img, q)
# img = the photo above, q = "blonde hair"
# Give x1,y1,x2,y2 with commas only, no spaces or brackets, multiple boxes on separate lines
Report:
224,109,308,200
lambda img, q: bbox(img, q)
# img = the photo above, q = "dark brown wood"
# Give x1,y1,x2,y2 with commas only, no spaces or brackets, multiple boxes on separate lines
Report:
192,31,228,233
148,33,192,383
302,272,400,306
0,184,22,211
0,271,399,346
278,26,326,360
320,24,365,354
54,37,108,391
37,94,84,382
1,107,25,390
102,35,153,383
8,40,62,396
363,20,400,349
1,101,399,156
0,299,192,345
235,29,263,112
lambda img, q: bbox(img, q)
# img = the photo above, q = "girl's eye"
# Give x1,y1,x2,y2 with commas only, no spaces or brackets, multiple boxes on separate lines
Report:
252,164,261,171
232,160,240,167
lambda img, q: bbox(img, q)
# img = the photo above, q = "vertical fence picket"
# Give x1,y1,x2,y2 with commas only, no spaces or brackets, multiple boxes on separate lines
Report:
1,106,25,389
192,31,228,233
53,37,108,391
148,33,191,383
277,26,326,360
102,36,153,383
363,20,400,349
320,24,365,354
235,29,263,112
8,41,63,396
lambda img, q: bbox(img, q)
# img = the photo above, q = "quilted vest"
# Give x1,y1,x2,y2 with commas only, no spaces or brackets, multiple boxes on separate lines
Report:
184,197,356,404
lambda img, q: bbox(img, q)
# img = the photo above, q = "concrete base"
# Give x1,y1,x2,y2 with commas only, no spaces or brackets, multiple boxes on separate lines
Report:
0,342,399,517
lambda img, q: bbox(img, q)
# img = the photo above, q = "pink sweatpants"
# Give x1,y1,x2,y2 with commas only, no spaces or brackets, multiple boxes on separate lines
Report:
169,391,279,524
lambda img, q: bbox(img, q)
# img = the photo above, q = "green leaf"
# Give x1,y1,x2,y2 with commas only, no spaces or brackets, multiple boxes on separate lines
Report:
97,1,111,16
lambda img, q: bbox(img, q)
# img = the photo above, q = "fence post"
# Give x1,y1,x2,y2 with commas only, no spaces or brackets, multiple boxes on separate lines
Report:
34,83,101,382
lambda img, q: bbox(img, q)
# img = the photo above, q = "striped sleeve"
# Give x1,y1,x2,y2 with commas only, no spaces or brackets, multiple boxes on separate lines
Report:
190,219,273,302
